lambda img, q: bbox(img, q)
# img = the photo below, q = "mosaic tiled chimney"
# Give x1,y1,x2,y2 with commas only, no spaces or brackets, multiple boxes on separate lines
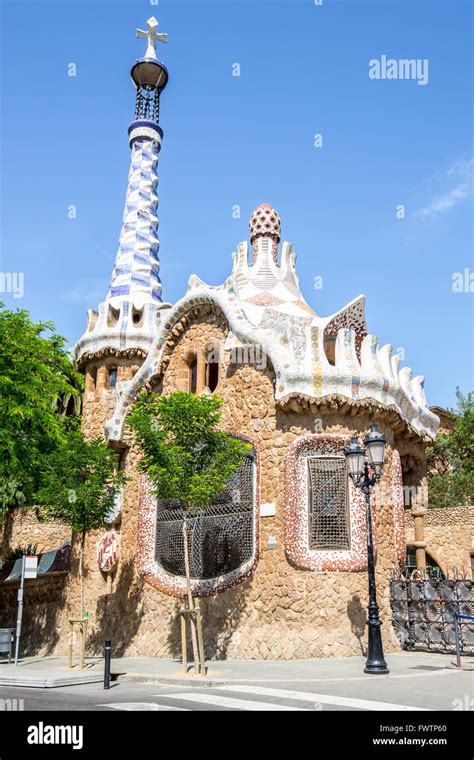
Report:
249,203,281,263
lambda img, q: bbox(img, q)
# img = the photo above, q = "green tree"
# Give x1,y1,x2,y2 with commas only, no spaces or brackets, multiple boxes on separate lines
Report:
0,305,83,517
427,388,474,508
35,430,127,616
128,391,251,670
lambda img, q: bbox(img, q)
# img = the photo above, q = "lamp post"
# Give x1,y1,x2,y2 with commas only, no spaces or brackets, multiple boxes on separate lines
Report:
344,423,389,675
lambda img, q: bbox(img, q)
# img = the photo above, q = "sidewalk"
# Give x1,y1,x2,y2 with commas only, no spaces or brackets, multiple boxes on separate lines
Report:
0,651,472,688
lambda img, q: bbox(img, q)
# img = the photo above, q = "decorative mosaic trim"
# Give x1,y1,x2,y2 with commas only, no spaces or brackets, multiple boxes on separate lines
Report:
77,347,148,368
311,325,323,397
128,120,163,148
284,434,375,572
391,449,406,566
136,435,260,598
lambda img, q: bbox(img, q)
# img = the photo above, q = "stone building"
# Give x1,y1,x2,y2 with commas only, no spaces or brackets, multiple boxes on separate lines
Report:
1,18,470,660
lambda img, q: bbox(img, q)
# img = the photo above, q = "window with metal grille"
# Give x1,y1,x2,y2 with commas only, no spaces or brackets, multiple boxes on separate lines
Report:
308,457,350,550
155,452,255,579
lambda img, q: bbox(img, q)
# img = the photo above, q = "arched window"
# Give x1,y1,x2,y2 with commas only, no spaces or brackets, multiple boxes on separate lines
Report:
132,307,143,326
205,359,219,393
155,450,255,580
323,335,336,366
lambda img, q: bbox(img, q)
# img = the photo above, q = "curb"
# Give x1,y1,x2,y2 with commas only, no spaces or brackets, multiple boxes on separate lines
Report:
0,675,104,689
116,673,230,688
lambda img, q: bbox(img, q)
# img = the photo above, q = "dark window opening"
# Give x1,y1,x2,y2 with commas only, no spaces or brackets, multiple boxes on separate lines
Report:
205,360,219,392
132,307,143,326
308,457,350,550
323,336,336,366
108,367,118,388
107,305,120,328
189,359,197,394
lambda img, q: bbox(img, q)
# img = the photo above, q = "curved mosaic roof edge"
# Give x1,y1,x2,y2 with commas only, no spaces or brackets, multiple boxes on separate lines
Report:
103,252,439,443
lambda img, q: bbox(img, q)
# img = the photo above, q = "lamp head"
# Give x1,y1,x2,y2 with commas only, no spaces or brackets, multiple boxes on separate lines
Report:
344,436,366,482
364,423,386,478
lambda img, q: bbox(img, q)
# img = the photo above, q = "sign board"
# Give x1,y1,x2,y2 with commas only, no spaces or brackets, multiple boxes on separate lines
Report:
260,502,276,517
24,556,38,580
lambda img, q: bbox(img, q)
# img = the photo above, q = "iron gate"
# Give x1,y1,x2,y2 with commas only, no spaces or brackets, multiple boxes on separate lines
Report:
390,573,474,655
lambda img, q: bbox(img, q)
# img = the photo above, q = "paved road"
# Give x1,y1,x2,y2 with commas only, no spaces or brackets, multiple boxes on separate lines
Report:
0,665,471,711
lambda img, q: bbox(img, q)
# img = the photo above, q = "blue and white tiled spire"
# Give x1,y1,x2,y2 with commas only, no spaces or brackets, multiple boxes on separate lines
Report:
75,18,171,367
107,132,162,305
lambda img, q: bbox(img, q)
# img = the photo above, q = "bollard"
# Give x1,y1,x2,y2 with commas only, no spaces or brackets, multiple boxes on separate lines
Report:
104,640,112,689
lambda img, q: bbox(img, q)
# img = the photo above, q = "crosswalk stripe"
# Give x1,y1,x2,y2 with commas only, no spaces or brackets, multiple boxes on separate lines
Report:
99,702,189,711
156,693,311,711
215,685,430,712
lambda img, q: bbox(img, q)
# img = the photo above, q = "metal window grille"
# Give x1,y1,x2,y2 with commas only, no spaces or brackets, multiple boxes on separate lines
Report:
155,454,255,580
308,457,350,550
404,547,444,580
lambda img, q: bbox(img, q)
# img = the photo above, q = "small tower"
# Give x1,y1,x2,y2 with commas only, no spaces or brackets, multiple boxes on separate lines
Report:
75,17,170,442
249,203,281,263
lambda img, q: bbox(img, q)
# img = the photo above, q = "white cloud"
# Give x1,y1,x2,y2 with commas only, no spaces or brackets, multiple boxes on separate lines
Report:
414,158,473,221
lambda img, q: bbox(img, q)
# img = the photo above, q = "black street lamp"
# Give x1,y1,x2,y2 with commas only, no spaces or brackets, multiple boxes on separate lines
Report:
344,423,389,675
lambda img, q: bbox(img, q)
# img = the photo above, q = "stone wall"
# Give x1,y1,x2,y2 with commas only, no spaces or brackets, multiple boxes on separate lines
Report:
0,510,71,561
405,506,473,576
0,574,69,656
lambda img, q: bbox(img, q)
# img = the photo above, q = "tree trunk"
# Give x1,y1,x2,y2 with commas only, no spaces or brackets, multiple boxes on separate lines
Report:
182,516,199,673
79,530,86,619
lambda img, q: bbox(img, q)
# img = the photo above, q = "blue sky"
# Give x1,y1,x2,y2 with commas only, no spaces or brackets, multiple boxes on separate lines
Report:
1,0,472,409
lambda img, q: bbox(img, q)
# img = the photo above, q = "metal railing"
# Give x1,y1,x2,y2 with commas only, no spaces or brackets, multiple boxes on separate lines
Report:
390,572,473,655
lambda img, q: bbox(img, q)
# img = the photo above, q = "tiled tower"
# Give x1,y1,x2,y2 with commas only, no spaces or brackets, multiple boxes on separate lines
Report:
75,17,170,454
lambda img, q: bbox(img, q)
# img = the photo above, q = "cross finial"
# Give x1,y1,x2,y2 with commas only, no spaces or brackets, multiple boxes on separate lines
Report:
136,16,168,60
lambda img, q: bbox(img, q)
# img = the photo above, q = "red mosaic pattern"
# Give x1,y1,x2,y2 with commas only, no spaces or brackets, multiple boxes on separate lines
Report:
391,449,406,566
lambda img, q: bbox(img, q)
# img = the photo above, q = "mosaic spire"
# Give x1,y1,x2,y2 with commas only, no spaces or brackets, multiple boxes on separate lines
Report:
107,17,169,306
75,18,171,367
